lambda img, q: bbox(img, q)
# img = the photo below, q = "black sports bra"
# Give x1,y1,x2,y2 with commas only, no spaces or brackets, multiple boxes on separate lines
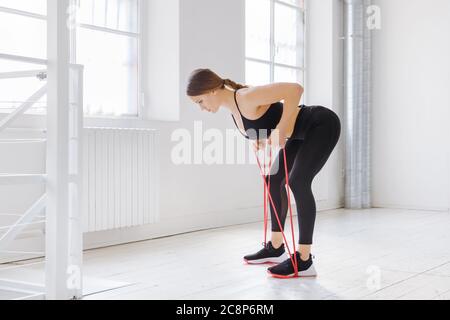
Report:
231,88,288,140
231,88,283,140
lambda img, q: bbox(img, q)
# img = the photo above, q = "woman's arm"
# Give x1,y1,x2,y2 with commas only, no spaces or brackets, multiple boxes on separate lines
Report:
239,82,303,112
239,82,304,147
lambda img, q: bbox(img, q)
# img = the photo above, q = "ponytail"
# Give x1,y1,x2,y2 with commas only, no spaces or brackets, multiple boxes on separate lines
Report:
223,78,248,90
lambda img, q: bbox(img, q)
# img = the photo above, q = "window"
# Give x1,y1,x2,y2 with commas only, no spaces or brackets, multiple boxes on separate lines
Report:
0,0,48,114
0,0,141,117
245,0,305,86
74,0,141,117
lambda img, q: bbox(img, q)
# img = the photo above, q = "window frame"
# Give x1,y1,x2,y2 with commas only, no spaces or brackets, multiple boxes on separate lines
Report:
71,0,143,119
245,0,306,87
0,0,144,119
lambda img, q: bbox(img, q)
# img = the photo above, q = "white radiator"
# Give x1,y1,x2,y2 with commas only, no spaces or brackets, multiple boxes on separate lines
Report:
82,127,160,232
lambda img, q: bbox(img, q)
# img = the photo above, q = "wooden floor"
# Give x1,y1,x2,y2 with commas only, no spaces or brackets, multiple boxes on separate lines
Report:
1,207,450,300
81,207,450,300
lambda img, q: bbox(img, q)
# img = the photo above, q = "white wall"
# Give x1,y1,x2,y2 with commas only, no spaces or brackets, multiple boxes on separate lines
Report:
0,0,345,252
371,0,450,211
142,0,180,121
305,0,345,211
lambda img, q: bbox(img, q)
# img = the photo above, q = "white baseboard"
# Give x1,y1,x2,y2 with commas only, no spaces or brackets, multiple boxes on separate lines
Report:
0,198,344,264
83,198,344,250
4,200,447,264
371,203,449,213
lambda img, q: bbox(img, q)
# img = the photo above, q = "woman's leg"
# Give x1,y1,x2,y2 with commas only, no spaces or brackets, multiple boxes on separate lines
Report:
266,139,303,248
288,110,341,259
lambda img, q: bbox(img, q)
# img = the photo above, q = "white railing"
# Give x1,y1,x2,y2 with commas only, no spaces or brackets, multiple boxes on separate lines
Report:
0,52,84,300
0,53,48,65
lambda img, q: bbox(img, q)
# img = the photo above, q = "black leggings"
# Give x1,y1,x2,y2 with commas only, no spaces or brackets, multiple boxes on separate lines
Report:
266,106,341,245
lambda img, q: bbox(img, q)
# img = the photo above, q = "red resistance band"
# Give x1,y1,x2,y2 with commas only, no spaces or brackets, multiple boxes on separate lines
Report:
252,144,299,277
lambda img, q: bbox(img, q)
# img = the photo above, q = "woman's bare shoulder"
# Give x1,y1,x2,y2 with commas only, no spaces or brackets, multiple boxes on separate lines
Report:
235,86,267,116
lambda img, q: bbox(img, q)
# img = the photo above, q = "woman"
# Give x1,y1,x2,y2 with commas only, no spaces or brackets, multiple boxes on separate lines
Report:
186,69,341,278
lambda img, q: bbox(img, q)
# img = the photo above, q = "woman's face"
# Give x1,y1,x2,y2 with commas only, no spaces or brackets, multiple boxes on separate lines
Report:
190,90,220,113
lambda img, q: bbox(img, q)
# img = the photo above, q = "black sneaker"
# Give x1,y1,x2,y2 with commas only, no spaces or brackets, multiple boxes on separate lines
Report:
243,241,287,264
267,251,317,278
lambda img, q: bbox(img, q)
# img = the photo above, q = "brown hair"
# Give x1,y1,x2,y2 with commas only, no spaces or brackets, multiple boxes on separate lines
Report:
186,68,248,96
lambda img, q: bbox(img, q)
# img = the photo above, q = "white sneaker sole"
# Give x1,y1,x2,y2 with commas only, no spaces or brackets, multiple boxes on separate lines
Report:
244,254,287,264
298,263,317,277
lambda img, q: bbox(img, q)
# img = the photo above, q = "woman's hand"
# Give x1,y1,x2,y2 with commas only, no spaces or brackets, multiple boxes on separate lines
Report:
252,139,267,152
268,125,289,149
